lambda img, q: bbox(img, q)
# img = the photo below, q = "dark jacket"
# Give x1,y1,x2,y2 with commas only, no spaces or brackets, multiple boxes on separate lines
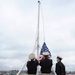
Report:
27,59,38,74
40,58,53,73
55,61,66,75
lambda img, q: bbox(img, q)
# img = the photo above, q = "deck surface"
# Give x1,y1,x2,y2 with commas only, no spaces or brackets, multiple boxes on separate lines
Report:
19,73,74,75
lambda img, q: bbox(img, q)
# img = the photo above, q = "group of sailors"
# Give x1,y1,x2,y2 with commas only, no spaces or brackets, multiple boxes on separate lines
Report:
26,52,66,75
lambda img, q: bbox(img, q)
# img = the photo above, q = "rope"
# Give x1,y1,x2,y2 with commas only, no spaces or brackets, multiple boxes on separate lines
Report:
17,1,56,75
40,4,45,42
33,1,46,53
16,37,39,75
32,40,37,53
16,62,27,75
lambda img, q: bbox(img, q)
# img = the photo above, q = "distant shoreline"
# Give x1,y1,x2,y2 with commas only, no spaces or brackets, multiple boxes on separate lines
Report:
0,70,75,75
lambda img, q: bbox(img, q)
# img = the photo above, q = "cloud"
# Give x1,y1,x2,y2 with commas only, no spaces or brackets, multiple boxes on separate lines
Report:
0,0,75,71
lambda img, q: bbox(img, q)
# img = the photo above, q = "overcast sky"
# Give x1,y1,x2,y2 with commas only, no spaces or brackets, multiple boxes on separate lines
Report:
0,0,75,72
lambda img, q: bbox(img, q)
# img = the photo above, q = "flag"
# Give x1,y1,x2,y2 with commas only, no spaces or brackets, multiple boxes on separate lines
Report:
40,42,51,56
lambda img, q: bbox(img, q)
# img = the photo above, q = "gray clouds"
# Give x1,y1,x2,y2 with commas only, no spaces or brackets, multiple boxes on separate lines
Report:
0,0,75,71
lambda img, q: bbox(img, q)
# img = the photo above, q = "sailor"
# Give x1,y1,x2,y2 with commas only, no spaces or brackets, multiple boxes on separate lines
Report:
55,56,66,75
26,53,38,75
39,52,53,75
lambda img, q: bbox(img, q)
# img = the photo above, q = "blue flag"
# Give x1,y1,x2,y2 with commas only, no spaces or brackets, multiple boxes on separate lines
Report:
40,42,51,56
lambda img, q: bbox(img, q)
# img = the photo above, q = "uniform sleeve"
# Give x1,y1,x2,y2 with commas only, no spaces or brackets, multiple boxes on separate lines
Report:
26,61,29,68
64,65,66,75
51,59,53,66
39,60,42,66
36,59,39,65
55,63,60,75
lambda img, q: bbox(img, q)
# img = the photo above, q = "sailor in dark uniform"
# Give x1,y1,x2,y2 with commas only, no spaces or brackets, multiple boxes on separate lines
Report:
39,52,53,75
26,53,38,75
55,56,66,75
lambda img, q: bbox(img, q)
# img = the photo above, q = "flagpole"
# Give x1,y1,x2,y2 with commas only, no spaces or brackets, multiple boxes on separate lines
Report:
37,0,40,74
37,0,40,60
